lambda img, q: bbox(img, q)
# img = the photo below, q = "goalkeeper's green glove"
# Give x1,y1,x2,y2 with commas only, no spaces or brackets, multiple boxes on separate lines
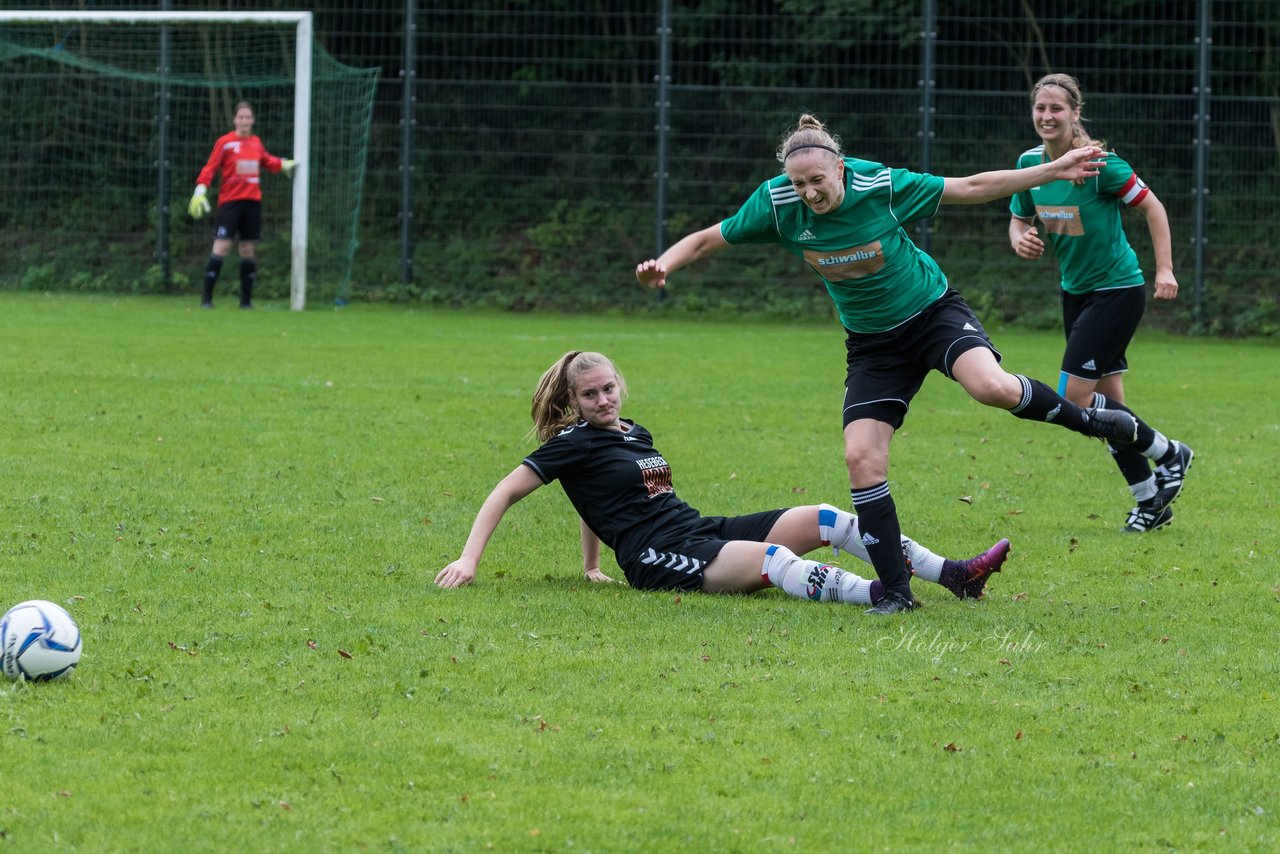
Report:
188,184,211,219
282,159,298,178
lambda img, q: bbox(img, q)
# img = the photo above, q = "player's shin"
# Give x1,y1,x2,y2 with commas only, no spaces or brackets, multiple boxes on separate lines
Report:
1009,374,1137,443
1010,374,1089,430
819,502,944,582
239,258,256,308
202,254,224,306
760,544,880,605
849,483,913,597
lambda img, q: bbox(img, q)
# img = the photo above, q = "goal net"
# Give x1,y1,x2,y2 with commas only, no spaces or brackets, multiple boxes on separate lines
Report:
0,12,379,308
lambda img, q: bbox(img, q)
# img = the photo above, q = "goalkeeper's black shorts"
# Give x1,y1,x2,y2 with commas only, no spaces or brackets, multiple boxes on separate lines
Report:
213,200,262,242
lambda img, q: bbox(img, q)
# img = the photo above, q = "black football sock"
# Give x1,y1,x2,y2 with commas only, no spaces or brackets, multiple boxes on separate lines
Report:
850,482,911,597
239,258,256,306
1107,443,1157,500
1093,393,1168,459
1008,374,1097,437
202,254,224,304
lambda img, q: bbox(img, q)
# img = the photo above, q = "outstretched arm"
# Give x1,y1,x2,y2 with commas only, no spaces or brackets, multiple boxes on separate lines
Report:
580,519,619,583
435,465,544,588
635,223,730,289
1132,190,1179,300
942,147,1105,205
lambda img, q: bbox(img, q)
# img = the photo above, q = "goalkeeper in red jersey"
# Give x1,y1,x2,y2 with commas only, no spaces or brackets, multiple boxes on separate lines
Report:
188,101,298,309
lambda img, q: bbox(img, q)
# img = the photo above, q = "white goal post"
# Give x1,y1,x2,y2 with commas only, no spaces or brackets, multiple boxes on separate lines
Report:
0,10,314,310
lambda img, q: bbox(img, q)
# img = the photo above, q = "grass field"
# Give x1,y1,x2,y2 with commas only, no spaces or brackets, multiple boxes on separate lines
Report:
1,292,1277,852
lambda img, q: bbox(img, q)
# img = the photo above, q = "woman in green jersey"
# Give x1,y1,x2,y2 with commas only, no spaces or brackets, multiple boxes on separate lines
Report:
635,114,1138,615
1009,73,1193,533
436,350,1010,611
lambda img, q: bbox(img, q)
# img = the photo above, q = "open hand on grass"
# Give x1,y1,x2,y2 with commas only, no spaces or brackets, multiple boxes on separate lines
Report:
435,559,476,588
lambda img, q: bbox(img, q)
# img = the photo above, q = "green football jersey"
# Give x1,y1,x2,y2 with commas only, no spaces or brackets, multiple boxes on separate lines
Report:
720,157,947,333
1010,146,1148,295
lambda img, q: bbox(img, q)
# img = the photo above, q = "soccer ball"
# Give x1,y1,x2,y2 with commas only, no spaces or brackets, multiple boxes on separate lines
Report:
1,600,82,681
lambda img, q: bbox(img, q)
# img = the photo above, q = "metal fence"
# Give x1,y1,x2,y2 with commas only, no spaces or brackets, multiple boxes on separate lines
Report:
14,1,1280,332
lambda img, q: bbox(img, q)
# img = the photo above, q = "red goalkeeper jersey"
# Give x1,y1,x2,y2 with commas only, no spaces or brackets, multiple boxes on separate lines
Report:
195,132,283,205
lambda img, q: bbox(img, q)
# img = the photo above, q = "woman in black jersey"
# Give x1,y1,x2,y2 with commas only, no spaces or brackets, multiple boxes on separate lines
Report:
436,351,1009,612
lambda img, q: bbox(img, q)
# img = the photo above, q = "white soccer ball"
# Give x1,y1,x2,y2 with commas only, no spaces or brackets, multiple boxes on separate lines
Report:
1,600,82,681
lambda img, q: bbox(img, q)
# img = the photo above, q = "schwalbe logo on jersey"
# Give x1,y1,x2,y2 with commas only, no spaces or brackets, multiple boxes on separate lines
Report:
802,242,886,281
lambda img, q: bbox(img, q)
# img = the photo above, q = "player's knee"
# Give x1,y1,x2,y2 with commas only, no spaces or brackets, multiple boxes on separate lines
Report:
844,444,887,483
966,372,1020,408
760,543,802,585
1061,379,1096,408
1065,389,1094,408
818,503,857,550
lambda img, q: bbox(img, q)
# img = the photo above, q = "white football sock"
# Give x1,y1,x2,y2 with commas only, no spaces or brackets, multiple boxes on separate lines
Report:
1129,474,1158,502
760,543,875,604
818,503,944,582
1143,431,1170,462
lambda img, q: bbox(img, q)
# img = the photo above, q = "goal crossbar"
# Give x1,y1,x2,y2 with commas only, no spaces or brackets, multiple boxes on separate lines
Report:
0,10,314,309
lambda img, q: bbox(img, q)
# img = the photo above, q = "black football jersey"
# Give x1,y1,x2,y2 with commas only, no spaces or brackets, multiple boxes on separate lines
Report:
522,420,704,564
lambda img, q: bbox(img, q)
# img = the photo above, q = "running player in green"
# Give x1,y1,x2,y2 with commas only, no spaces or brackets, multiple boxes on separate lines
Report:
635,113,1139,615
436,350,1011,607
1009,73,1193,533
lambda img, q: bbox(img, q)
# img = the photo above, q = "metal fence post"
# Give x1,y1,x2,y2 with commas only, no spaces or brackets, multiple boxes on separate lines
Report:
1192,0,1211,329
654,0,672,276
157,0,172,289
400,0,417,289
918,0,936,253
